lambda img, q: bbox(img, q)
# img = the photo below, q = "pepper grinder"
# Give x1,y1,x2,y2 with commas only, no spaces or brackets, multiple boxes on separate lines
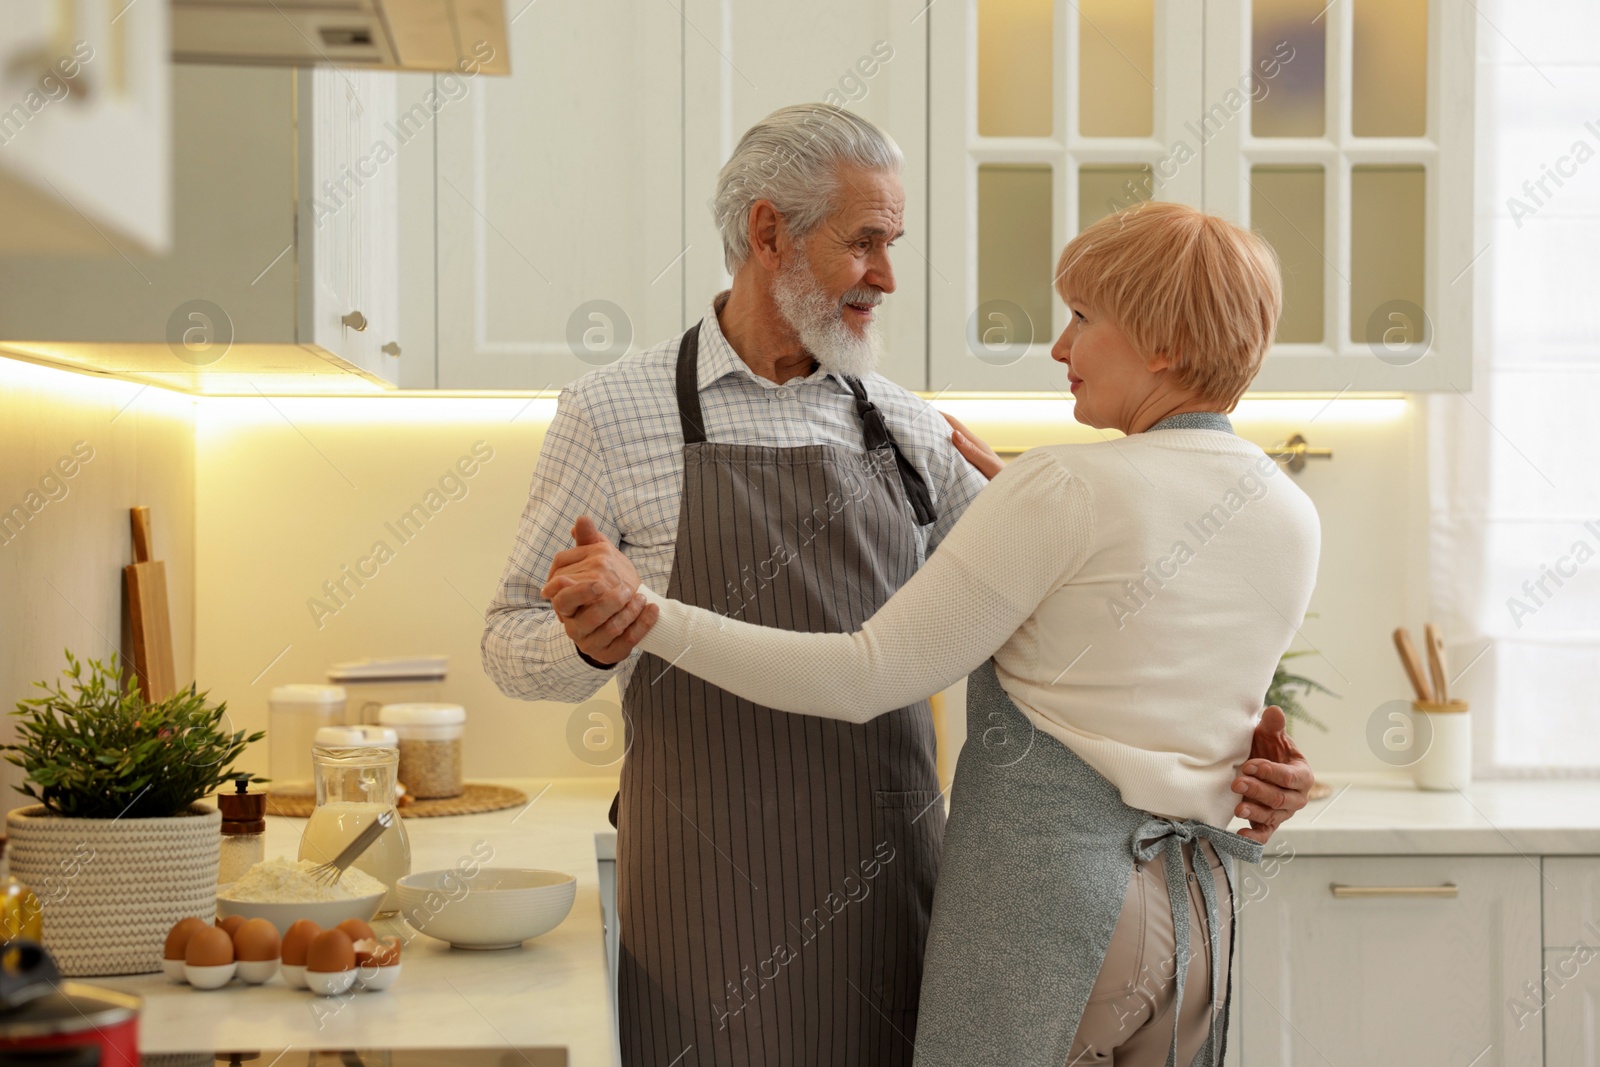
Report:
217,777,266,885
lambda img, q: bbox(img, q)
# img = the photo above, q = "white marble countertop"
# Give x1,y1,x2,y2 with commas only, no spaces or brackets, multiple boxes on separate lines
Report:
97,778,621,1064
98,774,1598,1058
1268,774,1600,855
589,775,1600,864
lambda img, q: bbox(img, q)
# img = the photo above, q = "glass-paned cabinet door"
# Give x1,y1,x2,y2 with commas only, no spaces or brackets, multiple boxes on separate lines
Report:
931,0,1204,393
1204,0,1474,391
932,0,1472,394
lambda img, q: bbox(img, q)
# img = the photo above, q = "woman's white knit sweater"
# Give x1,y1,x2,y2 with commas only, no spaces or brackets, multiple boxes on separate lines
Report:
636,429,1321,827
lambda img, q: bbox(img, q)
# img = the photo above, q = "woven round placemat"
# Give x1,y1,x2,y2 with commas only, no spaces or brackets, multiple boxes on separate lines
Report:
265,782,528,819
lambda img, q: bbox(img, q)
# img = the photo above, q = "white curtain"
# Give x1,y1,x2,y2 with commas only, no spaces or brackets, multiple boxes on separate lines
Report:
1430,5,1600,775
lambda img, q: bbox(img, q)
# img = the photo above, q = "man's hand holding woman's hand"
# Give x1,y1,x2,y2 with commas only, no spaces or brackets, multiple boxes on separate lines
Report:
541,516,659,666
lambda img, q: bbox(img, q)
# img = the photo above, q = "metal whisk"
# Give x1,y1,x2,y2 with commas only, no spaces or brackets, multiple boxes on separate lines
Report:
310,809,394,887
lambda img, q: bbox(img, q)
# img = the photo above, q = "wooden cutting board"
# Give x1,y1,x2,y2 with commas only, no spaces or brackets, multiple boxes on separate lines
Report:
125,506,175,703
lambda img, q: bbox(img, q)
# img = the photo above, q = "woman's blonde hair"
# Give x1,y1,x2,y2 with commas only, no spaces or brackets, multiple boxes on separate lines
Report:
1054,201,1282,409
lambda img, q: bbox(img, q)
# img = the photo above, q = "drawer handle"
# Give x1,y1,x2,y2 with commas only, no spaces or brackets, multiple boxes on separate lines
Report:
1330,883,1458,899
341,310,369,331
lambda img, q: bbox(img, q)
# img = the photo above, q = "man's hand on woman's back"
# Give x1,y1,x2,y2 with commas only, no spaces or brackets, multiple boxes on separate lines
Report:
1232,706,1314,844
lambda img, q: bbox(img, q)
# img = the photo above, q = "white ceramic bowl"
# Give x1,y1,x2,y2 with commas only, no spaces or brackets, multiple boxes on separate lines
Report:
396,868,576,950
215,891,384,936
281,963,308,989
161,958,187,983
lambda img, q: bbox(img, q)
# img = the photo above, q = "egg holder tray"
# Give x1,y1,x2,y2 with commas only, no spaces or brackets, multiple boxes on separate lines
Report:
166,918,400,997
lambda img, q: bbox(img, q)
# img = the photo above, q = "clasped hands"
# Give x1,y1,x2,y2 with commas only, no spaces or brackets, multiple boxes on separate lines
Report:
540,516,1313,843
541,516,658,666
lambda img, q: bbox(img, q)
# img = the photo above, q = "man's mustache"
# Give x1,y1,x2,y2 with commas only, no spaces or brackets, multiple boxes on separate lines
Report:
841,288,884,308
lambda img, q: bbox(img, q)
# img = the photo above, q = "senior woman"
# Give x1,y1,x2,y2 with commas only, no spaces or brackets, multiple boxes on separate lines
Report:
550,201,1320,1066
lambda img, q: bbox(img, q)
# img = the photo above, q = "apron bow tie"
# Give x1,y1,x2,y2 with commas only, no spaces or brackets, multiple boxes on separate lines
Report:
1128,818,1263,1067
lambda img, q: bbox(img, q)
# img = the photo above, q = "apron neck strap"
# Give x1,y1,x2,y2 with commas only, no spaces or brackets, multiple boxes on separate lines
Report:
675,323,709,445
842,376,939,527
1144,410,1234,434
673,323,940,528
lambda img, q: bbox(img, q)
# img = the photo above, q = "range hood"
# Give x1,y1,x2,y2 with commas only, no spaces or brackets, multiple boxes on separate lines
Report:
171,0,511,74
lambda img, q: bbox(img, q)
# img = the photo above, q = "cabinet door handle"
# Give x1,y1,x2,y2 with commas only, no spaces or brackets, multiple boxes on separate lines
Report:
341,311,369,331
1330,883,1459,899
381,342,401,357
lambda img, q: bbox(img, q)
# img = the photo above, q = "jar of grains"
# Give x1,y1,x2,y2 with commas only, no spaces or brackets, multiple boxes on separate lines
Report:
377,703,466,799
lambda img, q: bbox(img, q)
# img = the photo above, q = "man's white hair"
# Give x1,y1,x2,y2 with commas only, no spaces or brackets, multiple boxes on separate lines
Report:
713,104,903,273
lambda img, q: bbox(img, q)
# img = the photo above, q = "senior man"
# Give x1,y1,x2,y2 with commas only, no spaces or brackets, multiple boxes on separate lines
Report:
483,104,1311,1067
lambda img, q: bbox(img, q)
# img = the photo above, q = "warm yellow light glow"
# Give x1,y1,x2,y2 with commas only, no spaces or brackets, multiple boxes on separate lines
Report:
196,395,560,429
931,394,1408,427
2,351,1405,434
0,352,195,417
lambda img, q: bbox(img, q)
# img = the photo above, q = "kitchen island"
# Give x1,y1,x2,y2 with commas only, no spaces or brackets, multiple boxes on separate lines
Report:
95,779,622,1066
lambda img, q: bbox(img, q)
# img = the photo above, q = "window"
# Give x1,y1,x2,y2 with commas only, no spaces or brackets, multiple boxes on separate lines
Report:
1431,0,1600,775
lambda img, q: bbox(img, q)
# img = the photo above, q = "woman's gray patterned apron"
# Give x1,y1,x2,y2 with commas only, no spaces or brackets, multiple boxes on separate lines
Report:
912,660,1262,1067
614,323,945,1066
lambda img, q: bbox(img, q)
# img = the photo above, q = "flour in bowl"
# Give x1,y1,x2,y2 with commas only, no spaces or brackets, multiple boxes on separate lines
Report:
219,857,387,902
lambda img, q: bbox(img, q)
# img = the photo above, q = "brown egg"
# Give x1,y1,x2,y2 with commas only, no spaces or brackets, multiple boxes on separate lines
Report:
232,917,281,962
184,925,235,967
305,929,355,974
336,918,375,944
215,914,246,938
368,936,402,968
281,919,322,967
163,917,209,961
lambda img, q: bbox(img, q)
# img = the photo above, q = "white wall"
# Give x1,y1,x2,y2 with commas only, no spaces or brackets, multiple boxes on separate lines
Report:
188,392,1427,786
192,395,622,784
0,359,196,809
938,397,1430,778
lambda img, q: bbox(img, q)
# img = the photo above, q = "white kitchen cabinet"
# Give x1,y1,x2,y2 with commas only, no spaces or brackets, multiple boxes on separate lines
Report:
1541,858,1600,1067
433,1,682,390
296,67,400,382
681,0,930,391
1544,857,1600,950
1543,947,1600,1067
0,0,170,254
929,0,1205,392
0,63,411,388
928,0,1475,394
1237,855,1542,1065
393,73,440,389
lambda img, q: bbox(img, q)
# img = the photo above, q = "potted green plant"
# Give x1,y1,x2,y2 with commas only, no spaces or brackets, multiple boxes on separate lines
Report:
1265,649,1338,736
2,651,263,976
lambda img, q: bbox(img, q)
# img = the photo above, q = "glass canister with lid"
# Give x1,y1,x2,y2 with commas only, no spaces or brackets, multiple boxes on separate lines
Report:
298,725,411,916
378,703,466,799
268,684,348,796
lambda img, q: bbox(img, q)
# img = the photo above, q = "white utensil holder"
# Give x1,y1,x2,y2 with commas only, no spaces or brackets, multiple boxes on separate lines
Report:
1412,700,1471,791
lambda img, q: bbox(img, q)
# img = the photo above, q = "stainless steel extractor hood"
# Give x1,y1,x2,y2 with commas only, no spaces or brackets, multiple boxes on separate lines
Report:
170,0,511,74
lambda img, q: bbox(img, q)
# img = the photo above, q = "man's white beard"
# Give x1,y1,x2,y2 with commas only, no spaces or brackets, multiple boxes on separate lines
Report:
770,255,884,380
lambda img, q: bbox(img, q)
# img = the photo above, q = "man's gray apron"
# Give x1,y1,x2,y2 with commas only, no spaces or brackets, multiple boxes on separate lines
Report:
615,323,944,1067
913,661,1263,1067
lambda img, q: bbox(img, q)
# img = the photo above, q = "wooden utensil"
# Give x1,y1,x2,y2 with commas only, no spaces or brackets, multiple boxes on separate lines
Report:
1424,623,1450,704
1392,627,1434,703
125,506,176,703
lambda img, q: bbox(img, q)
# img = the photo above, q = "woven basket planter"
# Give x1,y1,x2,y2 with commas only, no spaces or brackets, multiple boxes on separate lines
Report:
6,803,220,976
